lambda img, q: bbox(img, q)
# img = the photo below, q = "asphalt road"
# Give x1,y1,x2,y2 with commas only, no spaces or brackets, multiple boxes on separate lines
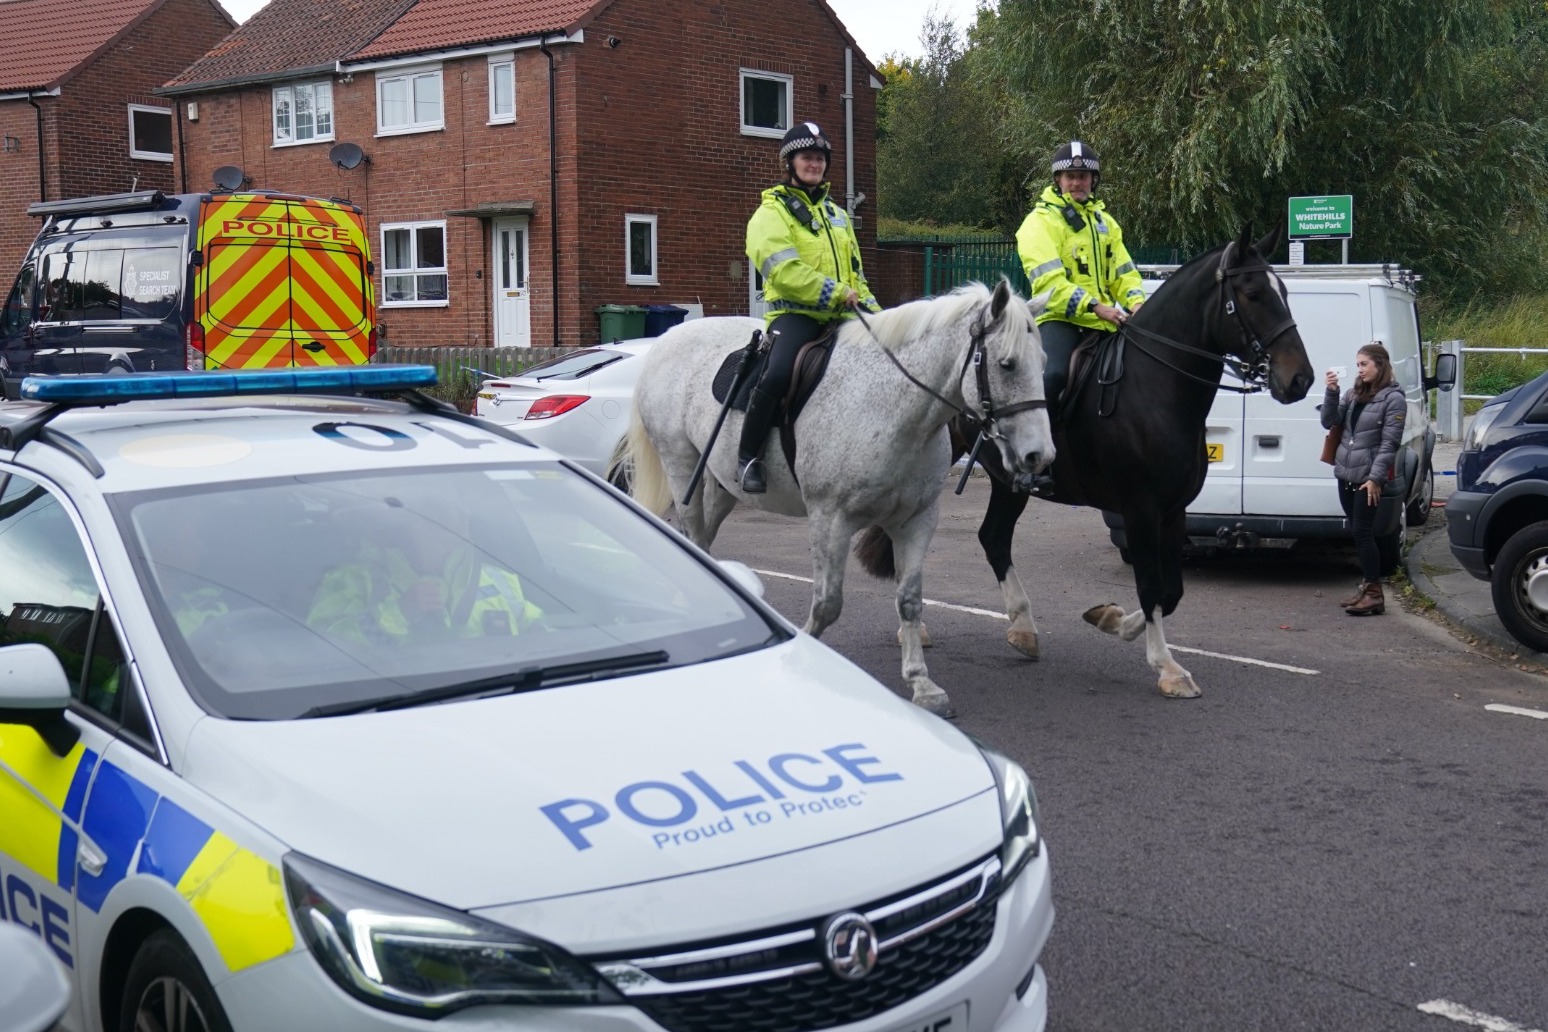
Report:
701,474,1548,1032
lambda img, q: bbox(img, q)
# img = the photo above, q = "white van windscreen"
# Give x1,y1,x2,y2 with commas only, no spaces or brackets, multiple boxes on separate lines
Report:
38,246,180,323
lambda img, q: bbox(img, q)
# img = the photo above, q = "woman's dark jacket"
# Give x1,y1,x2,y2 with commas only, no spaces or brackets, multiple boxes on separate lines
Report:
1322,381,1406,485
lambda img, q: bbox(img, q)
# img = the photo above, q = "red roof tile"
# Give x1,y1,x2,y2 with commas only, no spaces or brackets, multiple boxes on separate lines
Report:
352,0,601,61
0,0,176,92
165,0,419,90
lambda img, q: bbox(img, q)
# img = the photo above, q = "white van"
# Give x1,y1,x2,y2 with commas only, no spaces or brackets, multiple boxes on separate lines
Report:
1103,264,1456,565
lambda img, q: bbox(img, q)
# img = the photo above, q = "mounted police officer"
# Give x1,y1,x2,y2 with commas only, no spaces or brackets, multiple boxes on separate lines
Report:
1015,140,1146,495
738,121,882,493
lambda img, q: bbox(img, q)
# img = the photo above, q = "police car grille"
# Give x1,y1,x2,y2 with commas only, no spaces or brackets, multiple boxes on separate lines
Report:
632,902,995,1032
602,855,1001,1032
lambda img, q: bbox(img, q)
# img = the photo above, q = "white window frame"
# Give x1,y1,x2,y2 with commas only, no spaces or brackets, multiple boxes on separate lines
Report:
739,69,792,138
380,220,450,308
625,214,658,286
377,64,444,136
488,53,515,124
127,104,173,161
270,80,334,146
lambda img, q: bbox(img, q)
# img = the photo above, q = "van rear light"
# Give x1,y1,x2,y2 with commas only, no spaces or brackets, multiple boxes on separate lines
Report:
185,323,206,370
525,395,589,420
366,326,377,360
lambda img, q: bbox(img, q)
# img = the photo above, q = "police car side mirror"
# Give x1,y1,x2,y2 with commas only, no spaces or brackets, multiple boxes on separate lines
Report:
0,643,80,758
1426,352,1458,392
717,559,765,599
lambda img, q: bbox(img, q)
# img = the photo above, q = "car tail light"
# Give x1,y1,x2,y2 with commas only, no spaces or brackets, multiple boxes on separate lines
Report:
525,395,590,420
185,323,206,370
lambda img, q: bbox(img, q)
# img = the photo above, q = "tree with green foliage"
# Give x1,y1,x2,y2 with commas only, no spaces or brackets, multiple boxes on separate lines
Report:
973,0,1548,302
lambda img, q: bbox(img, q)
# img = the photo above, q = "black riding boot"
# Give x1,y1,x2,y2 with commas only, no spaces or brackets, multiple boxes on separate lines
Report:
736,385,782,493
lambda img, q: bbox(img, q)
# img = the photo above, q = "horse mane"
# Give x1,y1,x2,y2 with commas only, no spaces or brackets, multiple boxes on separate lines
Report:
851,282,996,352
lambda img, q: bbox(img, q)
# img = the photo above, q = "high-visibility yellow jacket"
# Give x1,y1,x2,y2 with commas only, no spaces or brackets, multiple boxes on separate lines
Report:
747,181,881,325
1016,184,1146,329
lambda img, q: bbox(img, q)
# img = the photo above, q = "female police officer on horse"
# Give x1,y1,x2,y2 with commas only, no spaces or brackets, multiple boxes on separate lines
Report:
737,121,882,493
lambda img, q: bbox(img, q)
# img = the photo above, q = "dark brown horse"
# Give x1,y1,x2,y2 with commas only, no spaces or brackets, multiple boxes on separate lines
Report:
857,224,1314,697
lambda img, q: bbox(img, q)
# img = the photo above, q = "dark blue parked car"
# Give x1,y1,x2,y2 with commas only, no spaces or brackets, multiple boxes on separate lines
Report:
1447,368,1548,651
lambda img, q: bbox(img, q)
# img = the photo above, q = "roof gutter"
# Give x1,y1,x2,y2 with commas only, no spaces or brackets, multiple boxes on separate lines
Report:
339,31,579,73
156,63,338,97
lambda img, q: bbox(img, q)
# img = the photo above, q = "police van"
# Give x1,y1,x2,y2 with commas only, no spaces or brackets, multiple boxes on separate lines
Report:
0,183,376,399
1105,263,1456,564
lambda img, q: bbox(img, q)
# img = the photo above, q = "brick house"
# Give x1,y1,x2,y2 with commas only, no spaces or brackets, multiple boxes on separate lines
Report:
0,0,236,272
161,0,880,349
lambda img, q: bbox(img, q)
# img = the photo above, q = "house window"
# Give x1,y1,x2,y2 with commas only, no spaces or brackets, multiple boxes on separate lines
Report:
272,81,334,145
381,222,448,305
740,70,791,137
489,55,515,123
625,215,657,286
378,66,443,135
128,105,173,161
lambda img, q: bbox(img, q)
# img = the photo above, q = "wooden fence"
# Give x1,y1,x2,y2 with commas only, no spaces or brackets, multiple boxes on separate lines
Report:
375,345,582,385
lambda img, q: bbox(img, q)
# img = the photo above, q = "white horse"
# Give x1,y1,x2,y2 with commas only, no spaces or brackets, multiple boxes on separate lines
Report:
627,280,1054,717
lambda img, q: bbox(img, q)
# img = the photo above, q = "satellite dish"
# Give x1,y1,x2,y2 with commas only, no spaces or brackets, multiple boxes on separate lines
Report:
212,165,246,191
329,142,366,170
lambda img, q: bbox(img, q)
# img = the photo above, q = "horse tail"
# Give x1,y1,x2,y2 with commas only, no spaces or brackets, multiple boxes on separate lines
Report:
852,526,896,580
625,399,674,515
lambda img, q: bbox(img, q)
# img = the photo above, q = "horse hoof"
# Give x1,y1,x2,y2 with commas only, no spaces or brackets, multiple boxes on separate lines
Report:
1006,629,1040,659
911,690,956,719
1082,603,1125,635
1159,674,1202,699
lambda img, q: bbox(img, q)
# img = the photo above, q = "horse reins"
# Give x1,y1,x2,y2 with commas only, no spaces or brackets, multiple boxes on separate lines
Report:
1116,241,1299,394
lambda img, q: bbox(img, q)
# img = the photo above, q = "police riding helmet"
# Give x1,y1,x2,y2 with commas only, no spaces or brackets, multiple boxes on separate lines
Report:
1051,140,1101,191
780,122,833,172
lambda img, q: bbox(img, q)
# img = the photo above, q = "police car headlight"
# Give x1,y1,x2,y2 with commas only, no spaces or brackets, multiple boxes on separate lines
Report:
979,744,1042,885
284,854,621,1016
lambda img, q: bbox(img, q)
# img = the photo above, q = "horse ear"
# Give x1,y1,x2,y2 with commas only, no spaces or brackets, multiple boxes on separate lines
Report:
1235,220,1255,254
1253,221,1283,260
1027,290,1052,318
990,277,1013,319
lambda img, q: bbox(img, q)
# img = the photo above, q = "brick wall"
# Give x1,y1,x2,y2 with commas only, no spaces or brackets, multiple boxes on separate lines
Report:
174,0,879,350
0,0,232,274
868,243,929,308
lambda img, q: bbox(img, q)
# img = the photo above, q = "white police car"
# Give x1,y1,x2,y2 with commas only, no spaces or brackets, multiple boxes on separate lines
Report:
0,368,1053,1032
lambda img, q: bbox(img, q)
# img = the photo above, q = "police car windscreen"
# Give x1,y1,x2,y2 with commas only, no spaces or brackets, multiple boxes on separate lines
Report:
118,466,782,719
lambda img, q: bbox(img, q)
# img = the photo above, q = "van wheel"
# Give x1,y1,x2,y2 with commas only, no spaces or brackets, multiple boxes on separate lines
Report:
1490,521,1548,653
119,929,233,1032
1406,465,1434,527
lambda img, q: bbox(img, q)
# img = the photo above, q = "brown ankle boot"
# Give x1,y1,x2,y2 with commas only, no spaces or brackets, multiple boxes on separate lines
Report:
1339,581,1369,608
1346,581,1385,616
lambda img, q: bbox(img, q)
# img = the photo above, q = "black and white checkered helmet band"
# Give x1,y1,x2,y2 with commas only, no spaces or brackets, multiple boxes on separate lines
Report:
1051,140,1100,173
780,122,833,162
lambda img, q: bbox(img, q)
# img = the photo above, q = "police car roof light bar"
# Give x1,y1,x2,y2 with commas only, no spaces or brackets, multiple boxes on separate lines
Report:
20,365,440,405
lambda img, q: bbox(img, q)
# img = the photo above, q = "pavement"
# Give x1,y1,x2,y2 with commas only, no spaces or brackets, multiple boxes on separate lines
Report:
1404,432,1548,671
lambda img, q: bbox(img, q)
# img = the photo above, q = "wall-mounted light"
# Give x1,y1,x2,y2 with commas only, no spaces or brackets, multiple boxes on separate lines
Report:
606,35,621,48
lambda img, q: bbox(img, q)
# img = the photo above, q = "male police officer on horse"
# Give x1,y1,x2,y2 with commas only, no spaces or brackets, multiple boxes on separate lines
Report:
1015,141,1147,495
738,121,882,493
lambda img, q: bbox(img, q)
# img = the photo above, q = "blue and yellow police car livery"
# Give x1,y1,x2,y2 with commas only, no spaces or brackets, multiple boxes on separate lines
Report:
0,368,1053,1032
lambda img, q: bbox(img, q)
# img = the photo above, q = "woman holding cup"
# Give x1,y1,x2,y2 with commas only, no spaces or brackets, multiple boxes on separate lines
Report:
1322,342,1406,615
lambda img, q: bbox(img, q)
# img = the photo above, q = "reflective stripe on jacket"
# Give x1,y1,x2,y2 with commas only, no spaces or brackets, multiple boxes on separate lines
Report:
746,181,881,326
1323,381,1406,485
1015,184,1146,329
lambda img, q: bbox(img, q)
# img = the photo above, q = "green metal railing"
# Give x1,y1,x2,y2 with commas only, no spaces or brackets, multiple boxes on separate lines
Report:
881,236,1196,298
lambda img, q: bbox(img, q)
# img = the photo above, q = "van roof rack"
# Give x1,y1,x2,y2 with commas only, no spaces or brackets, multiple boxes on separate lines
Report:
27,190,167,219
1140,262,1418,288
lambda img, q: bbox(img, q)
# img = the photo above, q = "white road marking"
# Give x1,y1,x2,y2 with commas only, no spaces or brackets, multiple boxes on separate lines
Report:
751,568,1319,673
1484,704,1548,721
1418,999,1544,1032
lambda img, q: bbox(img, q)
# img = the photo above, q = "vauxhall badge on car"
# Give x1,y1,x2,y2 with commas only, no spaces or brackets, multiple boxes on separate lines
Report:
820,911,879,981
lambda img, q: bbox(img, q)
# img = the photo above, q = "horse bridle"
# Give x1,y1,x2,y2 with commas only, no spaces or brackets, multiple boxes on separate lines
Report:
1120,241,1300,393
856,305,1048,440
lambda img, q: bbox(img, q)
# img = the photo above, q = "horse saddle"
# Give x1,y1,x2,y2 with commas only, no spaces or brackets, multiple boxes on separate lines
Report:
711,326,839,482
1057,328,1128,423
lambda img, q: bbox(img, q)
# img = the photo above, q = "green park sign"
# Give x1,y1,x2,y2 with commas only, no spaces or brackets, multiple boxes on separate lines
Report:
1287,195,1354,239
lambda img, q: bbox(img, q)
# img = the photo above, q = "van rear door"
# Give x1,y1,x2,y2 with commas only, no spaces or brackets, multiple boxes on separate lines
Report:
195,195,375,369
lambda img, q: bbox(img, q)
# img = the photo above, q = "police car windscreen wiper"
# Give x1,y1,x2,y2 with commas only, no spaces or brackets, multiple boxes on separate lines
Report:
299,649,671,718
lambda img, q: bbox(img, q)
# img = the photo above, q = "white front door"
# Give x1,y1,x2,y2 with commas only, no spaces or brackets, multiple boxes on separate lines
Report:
493,219,530,348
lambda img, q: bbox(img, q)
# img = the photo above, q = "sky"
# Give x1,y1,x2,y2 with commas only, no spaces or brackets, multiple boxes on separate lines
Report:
217,0,984,63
